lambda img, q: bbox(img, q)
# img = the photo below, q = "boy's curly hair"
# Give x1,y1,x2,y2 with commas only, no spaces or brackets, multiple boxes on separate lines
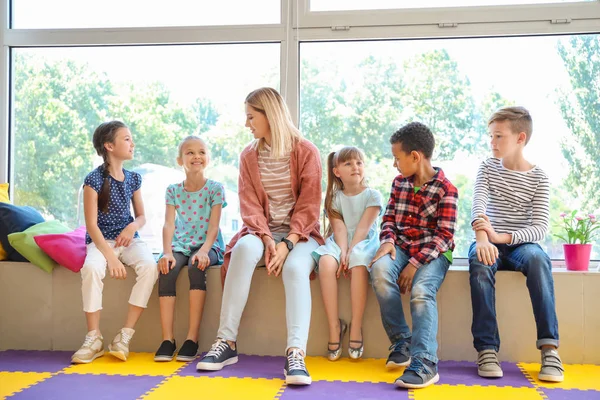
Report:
390,122,435,159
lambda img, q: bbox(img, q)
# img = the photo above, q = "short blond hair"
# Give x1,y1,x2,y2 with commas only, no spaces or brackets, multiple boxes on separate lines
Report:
488,106,533,144
245,87,302,159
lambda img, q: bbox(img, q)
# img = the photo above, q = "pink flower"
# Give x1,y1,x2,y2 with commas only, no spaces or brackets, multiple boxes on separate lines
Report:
576,216,583,221
559,212,567,218
589,214,596,220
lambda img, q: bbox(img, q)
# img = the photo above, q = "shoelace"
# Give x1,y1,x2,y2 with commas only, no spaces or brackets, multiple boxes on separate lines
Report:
206,339,229,358
120,330,133,346
287,349,306,371
81,335,96,348
389,340,410,354
406,357,426,373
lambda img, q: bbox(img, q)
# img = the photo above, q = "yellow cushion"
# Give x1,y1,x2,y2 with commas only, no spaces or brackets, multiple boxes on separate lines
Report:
0,183,9,260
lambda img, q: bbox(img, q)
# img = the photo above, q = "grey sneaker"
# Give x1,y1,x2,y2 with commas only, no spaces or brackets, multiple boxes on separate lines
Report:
386,339,411,369
477,349,503,378
108,328,135,361
395,357,439,389
71,330,104,364
539,348,564,382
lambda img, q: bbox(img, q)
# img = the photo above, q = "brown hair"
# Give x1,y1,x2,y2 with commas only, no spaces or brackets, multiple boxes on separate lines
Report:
323,146,366,237
92,121,127,213
488,106,533,144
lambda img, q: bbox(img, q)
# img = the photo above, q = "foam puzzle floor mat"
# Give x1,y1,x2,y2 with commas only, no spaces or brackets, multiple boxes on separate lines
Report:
1,350,599,399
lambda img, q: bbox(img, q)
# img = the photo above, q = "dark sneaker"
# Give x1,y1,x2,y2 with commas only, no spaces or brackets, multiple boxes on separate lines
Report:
386,339,411,369
154,340,176,362
176,340,199,362
538,348,564,382
395,357,440,389
196,338,238,371
284,349,312,385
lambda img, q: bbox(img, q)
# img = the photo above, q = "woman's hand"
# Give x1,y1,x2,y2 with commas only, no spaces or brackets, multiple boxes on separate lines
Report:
266,242,290,277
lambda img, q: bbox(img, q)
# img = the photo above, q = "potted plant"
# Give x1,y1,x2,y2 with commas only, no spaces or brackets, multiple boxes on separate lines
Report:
555,211,599,271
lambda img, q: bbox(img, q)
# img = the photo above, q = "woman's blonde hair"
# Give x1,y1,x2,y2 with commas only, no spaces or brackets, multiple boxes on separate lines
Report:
245,87,302,158
323,146,366,237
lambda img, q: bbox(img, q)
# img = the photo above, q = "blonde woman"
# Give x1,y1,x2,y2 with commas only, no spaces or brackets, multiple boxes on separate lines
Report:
196,87,324,386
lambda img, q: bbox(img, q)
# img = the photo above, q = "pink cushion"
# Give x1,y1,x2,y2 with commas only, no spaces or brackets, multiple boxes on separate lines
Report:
33,226,86,272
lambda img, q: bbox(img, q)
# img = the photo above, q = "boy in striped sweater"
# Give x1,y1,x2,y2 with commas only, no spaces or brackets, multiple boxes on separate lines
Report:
469,106,563,382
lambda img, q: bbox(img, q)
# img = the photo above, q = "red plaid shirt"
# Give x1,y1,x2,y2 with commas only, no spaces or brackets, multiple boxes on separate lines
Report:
380,168,458,269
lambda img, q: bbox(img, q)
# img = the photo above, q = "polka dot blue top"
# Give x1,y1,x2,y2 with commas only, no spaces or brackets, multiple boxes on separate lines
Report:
84,166,142,244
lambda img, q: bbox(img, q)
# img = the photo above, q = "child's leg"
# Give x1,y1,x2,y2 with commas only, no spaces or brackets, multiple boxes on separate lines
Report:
409,256,450,364
185,248,215,342
349,265,368,341
81,242,114,331
468,242,501,352
158,252,187,341
318,255,342,349
505,243,559,349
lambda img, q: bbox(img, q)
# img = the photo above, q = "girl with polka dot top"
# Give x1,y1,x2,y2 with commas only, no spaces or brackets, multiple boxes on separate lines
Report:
72,121,158,365
154,136,227,362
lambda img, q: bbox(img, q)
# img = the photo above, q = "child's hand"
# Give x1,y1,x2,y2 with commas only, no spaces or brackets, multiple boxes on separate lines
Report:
472,215,500,243
338,250,347,278
191,249,211,271
476,240,499,266
369,242,396,269
115,224,136,247
398,263,417,294
158,253,176,274
108,257,127,280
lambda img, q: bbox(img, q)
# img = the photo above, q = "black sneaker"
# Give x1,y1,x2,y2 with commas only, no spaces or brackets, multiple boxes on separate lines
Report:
154,340,176,362
386,339,411,369
176,340,199,362
196,338,238,371
284,349,311,385
395,357,439,389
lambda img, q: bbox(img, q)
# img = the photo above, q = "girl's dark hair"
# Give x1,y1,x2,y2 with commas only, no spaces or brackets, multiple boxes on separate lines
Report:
92,121,127,213
323,146,365,237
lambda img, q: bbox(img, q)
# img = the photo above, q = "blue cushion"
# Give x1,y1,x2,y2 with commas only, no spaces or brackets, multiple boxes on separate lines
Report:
0,202,45,262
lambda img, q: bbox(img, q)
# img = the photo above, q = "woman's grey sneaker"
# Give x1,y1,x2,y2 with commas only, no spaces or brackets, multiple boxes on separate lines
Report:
196,338,238,371
154,340,177,362
477,349,503,378
176,340,199,362
538,348,564,382
395,357,439,389
284,349,312,385
71,331,104,364
386,339,411,369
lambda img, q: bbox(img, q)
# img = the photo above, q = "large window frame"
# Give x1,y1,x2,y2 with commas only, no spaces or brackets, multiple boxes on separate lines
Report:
1,0,599,263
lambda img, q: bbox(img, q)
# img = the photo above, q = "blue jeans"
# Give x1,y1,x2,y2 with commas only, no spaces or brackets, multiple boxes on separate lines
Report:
370,247,450,363
469,242,559,352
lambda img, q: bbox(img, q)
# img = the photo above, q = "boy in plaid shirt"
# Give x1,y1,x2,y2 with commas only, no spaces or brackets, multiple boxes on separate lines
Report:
369,122,458,389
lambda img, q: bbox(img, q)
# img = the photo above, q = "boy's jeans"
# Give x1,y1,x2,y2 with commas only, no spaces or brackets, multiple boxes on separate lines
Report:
370,247,449,364
468,242,559,352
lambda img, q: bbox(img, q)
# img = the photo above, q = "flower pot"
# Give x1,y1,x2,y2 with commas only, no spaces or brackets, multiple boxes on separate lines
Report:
563,244,592,271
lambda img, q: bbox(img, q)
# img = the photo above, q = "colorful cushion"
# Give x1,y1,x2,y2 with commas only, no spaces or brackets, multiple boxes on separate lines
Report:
34,226,87,273
8,220,72,272
0,202,45,262
0,183,9,260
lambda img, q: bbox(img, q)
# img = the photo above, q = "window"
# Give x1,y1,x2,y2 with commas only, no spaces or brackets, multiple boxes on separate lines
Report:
300,34,600,260
12,0,280,29
12,44,279,252
310,0,595,11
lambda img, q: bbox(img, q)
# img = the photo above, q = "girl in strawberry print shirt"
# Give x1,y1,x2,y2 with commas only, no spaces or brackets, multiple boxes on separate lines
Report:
154,136,227,362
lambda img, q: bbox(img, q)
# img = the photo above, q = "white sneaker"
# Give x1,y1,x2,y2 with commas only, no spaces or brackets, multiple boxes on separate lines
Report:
71,330,104,364
108,328,135,361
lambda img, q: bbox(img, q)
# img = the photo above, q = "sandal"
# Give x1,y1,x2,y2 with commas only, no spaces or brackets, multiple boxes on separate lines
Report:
327,319,347,361
348,323,364,360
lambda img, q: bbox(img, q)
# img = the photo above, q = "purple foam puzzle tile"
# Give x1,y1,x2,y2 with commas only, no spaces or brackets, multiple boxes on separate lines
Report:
542,388,600,400
279,381,409,400
437,361,534,387
0,351,72,373
179,354,286,379
9,373,165,400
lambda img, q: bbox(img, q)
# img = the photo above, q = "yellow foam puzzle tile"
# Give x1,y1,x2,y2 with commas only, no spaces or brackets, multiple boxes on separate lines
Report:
305,356,400,383
0,371,52,398
412,384,544,400
63,352,185,377
142,376,285,400
519,363,600,391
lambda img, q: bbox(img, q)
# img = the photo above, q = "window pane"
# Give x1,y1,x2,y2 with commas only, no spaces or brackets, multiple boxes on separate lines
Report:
12,0,280,29
12,44,279,252
300,35,600,260
311,0,595,11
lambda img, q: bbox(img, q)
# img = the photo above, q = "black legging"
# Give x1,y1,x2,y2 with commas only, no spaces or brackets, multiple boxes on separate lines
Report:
158,247,218,296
